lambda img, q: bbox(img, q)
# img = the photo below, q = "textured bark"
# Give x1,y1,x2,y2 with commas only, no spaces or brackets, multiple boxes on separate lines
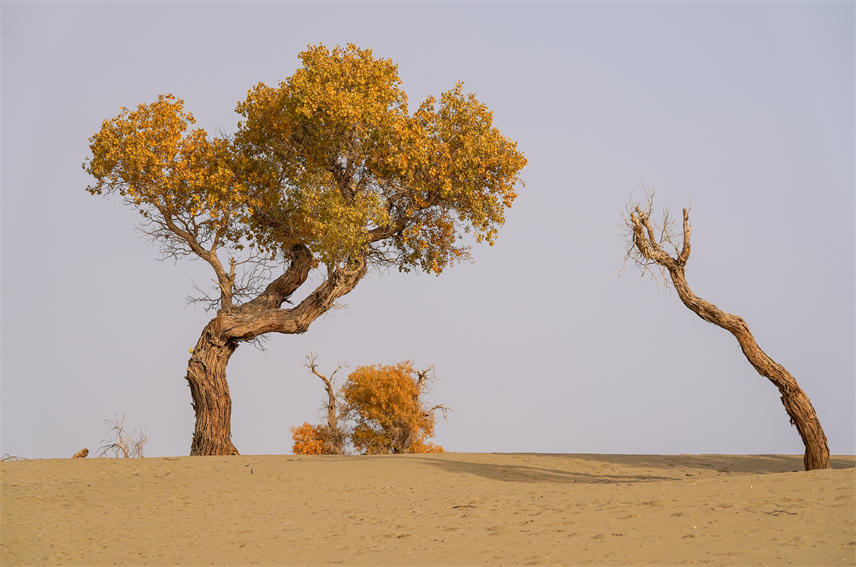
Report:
629,206,830,471
187,319,239,456
185,257,367,456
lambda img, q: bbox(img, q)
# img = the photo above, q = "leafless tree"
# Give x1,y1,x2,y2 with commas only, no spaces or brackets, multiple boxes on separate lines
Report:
304,354,348,454
624,195,829,470
99,415,147,458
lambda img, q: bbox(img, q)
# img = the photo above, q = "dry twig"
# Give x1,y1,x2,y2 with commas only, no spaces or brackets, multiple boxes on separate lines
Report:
99,414,147,458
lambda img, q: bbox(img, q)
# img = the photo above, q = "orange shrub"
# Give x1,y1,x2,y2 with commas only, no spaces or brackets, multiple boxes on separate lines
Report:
290,422,326,455
342,362,445,454
411,439,445,454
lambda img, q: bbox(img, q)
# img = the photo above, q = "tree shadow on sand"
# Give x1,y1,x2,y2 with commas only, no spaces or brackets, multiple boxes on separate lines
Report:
411,457,680,484
530,454,856,474
409,454,855,483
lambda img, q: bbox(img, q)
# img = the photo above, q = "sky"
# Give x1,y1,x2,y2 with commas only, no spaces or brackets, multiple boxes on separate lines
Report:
1,1,853,459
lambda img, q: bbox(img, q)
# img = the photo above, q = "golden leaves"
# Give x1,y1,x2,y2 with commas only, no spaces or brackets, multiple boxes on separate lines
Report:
83,94,253,248
235,43,526,271
342,362,442,455
291,361,445,455
85,44,526,272
289,422,327,455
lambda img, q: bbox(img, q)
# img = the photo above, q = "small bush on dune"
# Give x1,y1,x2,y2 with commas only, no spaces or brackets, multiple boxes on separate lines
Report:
289,423,325,455
343,362,446,455
99,414,147,458
289,422,343,455
291,360,446,455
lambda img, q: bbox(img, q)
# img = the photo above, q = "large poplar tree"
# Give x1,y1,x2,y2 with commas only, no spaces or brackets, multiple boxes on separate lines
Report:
85,44,526,455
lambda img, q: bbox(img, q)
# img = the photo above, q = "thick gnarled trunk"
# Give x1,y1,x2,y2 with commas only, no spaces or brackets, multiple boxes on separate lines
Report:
187,319,239,456
184,255,367,456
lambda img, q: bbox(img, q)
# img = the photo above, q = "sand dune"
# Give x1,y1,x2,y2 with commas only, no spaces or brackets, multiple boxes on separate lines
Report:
2,453,854,566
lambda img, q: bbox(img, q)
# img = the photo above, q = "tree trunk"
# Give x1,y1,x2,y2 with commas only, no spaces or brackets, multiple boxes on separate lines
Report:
186,318,239,456
668,268,830,470
182,257,366,456
628,206,830,471
781,383,830,471
730,324,830,471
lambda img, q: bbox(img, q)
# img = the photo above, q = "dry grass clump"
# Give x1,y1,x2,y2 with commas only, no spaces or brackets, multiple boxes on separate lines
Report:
99,415,147,458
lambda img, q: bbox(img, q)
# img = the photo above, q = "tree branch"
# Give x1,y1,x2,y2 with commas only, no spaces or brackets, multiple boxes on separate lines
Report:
244,245,313,310
415,365,434,389
425,404,449,419
628,204,737,331
306,353,340,395
305,353,342,433
221,257,367,340
156,205,234,308
677,208,691,266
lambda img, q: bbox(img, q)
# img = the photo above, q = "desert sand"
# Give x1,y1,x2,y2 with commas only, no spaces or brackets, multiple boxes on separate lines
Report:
1,453,854,566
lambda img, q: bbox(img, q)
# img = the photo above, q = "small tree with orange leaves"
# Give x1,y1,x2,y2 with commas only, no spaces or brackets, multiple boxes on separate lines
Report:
342,362,446,454
291,360,446,455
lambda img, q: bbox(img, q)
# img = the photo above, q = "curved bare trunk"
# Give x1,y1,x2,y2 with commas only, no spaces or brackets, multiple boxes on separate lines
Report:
669,268,830,471
628,205,830,470
187,319,239,456
305,355,347,454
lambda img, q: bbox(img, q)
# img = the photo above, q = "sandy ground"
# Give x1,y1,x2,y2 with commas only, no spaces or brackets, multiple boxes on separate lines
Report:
1,453,854,566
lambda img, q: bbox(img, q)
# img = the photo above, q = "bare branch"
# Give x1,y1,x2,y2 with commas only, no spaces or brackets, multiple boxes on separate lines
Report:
677,208,692,265
622,191,682,285
154,205,234,309
183,247,279,311
425,404,449,420
302,353,347,454
186,281,222,312
98,414,147,458
415,365,435,389
305,353,342,396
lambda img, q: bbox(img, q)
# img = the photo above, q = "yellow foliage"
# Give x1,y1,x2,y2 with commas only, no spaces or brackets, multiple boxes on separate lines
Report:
410,439,445,454
290,422,345,455
85,44,526,273
84,95,252,248
289,422,326,455
342,362,444,454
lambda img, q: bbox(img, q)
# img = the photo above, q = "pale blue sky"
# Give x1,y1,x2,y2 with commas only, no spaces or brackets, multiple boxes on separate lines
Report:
2,1,853,458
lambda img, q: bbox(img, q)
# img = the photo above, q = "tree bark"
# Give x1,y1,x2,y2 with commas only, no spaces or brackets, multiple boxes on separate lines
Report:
668,266,830,471
187,318,239,456
629,206,830,470
185,256,367,456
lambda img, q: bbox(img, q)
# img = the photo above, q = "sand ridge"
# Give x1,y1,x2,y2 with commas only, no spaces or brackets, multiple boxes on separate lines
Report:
1,453,854,566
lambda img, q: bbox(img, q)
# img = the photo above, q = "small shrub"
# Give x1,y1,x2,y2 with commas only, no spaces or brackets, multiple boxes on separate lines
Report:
343,362,446,454
290,422,327,455
292,359,447,455
99,414,146,458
